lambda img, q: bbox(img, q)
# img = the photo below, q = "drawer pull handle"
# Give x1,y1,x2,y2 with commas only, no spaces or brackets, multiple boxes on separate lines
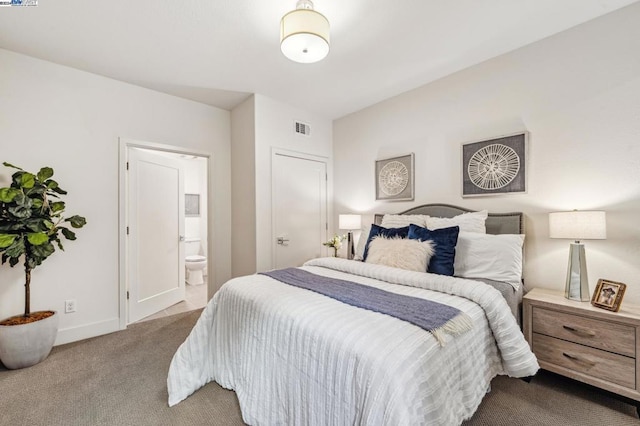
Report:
562,325,596,337
562,352,596,366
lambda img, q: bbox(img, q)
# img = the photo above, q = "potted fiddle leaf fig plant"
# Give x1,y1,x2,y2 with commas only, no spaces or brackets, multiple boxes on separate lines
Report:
0,162,86,369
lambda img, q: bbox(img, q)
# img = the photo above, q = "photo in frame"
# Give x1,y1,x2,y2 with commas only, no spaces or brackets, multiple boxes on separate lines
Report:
591,278,627,312
375,153,414,201
185,193,200,217
462,132,528,197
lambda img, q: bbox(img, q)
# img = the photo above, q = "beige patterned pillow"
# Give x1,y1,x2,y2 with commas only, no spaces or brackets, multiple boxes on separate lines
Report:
365,236,434,272
425,210,488,233
380,214,429,228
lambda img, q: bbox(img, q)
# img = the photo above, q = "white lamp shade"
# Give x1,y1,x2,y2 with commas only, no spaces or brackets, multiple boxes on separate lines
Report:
339,214,362,230
549,211,606,240
280,8,330,63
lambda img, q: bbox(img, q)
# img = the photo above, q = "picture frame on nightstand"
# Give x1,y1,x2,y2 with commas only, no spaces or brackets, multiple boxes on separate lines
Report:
591,278,627,312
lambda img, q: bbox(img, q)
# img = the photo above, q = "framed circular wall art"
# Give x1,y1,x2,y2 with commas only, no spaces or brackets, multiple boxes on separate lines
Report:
375,153,414,201
462,132,528,197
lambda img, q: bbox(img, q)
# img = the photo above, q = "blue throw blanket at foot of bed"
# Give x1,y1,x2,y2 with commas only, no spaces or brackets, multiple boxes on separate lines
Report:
260,268,472,346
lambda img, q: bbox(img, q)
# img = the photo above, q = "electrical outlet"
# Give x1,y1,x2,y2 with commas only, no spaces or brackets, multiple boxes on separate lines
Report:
64,299,76,313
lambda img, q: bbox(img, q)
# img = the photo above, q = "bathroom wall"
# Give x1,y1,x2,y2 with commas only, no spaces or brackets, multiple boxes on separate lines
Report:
183,156,208,258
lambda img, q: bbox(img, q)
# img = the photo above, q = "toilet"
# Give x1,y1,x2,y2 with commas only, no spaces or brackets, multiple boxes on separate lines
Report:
185,238,207,286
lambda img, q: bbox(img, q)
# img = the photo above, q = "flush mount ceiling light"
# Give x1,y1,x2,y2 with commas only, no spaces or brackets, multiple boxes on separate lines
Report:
280,0,330,64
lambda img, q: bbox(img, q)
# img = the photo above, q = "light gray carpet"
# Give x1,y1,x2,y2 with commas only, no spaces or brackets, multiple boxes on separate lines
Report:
0,310,638,426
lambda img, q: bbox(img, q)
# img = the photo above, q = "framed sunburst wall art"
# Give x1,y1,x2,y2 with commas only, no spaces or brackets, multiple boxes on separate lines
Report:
462,132,528,197
375,153,415,201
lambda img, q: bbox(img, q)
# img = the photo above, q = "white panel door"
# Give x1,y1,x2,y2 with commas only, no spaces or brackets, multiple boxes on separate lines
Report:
127,148,185,323
273,153,327,269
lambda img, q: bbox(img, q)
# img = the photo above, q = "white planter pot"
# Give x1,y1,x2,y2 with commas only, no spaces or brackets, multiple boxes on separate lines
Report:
0,311,59,369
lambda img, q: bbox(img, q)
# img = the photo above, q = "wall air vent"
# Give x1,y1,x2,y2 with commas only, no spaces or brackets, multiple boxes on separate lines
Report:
294,121,311,137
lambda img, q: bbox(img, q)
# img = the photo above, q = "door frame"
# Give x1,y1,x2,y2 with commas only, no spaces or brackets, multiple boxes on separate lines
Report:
270,148,330,268
118,137,212,329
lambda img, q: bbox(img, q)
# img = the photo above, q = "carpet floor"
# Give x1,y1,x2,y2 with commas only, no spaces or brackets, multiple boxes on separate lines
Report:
0,309,638,425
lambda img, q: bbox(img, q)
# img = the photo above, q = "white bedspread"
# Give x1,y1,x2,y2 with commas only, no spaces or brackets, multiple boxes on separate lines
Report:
167,258,539,425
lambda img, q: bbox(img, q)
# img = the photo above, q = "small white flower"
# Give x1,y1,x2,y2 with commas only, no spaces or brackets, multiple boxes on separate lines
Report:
322,234,346,249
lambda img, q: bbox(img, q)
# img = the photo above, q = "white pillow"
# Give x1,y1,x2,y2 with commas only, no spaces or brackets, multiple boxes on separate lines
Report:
453,232,524,288
354,223,371,261
365,236,434,272
380,214,428,229
425,210,488,233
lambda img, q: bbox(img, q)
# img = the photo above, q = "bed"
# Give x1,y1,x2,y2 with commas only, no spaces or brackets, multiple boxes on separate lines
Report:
167,204,539,425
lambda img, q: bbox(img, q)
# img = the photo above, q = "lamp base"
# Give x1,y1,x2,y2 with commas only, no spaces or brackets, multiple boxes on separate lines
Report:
565,243,590,301
346,231,355,260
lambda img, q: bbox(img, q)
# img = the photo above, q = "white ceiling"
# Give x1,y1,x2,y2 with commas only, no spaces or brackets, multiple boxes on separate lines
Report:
0,0,637,119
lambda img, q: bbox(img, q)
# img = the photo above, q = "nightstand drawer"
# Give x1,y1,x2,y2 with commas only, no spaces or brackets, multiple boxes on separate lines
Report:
532,306,636,357
533,333,636,389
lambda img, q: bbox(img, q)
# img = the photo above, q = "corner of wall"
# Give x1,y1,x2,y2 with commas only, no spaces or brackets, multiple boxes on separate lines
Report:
230,96,258,277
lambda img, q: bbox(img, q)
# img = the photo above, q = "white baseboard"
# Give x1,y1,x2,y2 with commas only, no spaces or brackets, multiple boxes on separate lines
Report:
54,317,121,346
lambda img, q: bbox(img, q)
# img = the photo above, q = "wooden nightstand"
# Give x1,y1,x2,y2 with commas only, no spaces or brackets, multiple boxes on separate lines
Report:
523,288,640,410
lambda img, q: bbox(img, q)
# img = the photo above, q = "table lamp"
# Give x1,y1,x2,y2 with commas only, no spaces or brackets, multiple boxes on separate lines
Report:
549,210,606,301
339,214,362,260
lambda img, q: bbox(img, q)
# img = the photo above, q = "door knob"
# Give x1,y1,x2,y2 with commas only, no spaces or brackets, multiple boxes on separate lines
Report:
277,236,290,246
179,235,185,242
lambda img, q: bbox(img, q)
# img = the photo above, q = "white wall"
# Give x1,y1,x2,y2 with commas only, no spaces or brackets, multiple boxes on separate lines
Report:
230,96,257,277
333,5,640,304
230,94,333,276
254,94,333,272
0,49,231,344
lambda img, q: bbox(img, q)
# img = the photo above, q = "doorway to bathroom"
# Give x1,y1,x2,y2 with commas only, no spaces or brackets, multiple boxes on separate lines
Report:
119,138,210,325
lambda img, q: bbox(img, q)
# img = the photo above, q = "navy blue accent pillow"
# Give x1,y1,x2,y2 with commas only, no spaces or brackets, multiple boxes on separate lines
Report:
362,224,410,261
408,224,459,276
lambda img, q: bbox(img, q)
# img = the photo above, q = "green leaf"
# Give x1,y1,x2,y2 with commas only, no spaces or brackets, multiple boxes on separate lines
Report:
25,219,47,232
50,201,65,213
16,172,35,189
8,205,32,219
26,256,37,269
66,215,87,229
61,228,76,240
0,234,17,248
3,162,23,170
30,241,55,259
0,188,21,203
14,192,31,208
25,186,45,197
0,223,25,232
31,198,43,209
9,256,19,267
51,186,68,195
37,167,54,181
7,195,32,217
27,232,49,246
46,179,58,189
5,238,25,258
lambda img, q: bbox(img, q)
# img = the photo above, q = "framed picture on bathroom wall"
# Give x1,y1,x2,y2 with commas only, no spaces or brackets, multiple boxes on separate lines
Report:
185,194,200,217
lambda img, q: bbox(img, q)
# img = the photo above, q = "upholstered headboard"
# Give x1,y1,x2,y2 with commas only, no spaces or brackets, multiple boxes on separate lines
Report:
374,203,523,235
